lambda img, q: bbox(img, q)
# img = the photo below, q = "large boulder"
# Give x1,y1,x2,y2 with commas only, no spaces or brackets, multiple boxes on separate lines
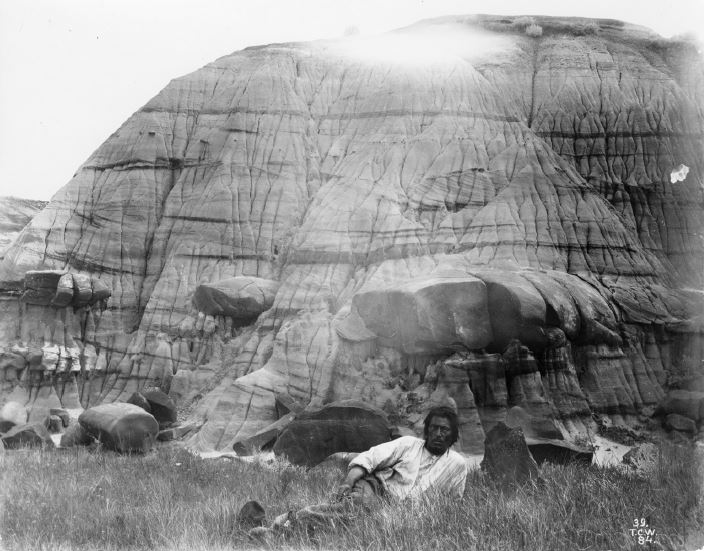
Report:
192,277,279,321
60,422,93,447
1,422,55,449
273,401,394,466
470,269,547,351
141,389,177,429
50,408,71,428
544,272,621,345
47,415,63,433
332,306,377,342
520,271,581,340
0,401,28,433
352,276,492,354
481,422,539,488
52,273,75,307
20,270,67,305
91,278,112,302
71,273,94,306
665,413,697,433
18,270,110,308
658,390,704,422
126,392,152,413
79,403,158,453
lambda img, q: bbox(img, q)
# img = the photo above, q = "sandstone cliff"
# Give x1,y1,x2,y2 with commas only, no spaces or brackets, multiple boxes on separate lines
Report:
1,15,702,452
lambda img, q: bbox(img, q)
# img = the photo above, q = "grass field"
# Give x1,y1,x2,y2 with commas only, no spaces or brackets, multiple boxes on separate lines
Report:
1,441,703,551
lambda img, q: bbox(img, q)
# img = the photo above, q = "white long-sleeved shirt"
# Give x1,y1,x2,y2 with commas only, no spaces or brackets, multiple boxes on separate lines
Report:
349,436,468,500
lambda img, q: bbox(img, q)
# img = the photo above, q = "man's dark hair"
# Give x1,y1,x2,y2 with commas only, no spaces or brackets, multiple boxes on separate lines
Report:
423,406,459,445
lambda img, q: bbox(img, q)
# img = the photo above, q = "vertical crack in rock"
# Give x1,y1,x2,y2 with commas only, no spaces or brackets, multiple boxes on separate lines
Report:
527,37,541,128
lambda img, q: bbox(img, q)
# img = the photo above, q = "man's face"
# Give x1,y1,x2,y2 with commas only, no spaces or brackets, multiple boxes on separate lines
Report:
425,416,453,455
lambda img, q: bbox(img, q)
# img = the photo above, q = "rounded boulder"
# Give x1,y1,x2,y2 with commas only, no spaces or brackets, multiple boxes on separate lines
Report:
1,422,55,449
79,403,158,453
273,400,394,467
0,401,28,433
352,276,492,354
192,277,279,321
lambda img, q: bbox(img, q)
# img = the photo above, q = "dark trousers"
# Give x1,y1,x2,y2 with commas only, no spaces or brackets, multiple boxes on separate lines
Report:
294,474,386,525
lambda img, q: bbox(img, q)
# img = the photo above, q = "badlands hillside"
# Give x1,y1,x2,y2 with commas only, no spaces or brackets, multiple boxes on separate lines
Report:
0,197,46,260
1,15,702,452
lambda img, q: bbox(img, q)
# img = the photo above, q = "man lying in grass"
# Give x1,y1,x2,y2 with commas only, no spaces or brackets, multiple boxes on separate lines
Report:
249,406,468,538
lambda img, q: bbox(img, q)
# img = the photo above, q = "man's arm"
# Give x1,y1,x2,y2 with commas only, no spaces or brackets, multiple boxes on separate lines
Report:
450,458,469,498
347,436,411,476
335,465,367,499
334,438,407,499
454,467,467,498
334,437,414,498
336,436,416,500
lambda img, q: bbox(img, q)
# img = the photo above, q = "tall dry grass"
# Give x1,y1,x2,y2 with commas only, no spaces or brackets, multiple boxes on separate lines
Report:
1,441,702,551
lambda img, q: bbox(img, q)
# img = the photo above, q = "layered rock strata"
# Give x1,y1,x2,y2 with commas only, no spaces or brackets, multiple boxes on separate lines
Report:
1,15,702,452
0,197,46,260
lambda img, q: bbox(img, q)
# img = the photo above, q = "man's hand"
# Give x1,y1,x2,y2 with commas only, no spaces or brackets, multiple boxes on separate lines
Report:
334,482,354,501
334,465,366,501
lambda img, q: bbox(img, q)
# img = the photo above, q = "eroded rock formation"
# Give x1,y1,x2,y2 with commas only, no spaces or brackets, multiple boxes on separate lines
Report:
1,15,703,452
0,197,46,261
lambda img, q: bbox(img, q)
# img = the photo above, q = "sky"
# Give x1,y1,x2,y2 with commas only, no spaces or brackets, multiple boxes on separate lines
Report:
1,0,703,200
